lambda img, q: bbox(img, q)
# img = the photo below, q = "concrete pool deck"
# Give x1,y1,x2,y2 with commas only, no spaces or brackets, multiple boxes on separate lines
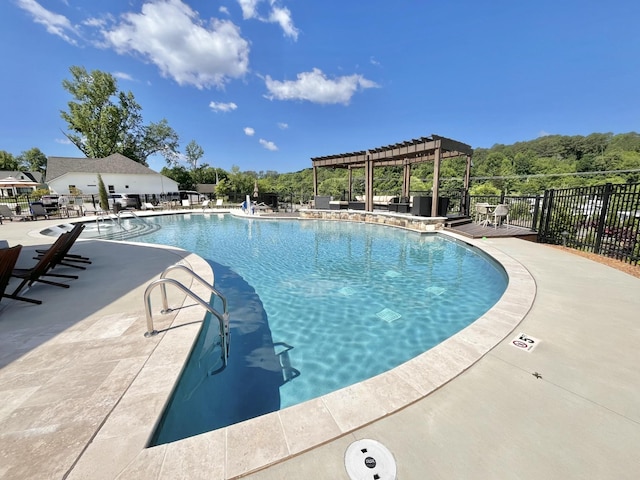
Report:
1,214,639,479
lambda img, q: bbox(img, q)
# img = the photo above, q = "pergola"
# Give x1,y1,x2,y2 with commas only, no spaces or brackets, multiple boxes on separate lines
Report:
311,134,473,217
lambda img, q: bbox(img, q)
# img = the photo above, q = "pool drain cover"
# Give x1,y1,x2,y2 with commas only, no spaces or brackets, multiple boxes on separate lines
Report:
426,286,446,296
376,308,401,323
345,439,397,480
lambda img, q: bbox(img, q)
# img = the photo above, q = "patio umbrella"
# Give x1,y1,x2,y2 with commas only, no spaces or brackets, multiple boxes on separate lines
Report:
253,180,259,198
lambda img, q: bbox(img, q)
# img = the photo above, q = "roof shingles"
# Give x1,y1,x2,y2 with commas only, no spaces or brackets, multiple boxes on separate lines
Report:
46,154,160,182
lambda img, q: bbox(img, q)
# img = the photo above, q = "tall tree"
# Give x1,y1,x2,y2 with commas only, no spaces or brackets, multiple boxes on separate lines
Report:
184,140,204,170
18,148,47,175
60,66,179,166
0,151,20,170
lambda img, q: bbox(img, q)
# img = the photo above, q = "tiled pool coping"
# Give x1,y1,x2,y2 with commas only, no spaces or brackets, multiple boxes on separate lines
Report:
65,215,535,479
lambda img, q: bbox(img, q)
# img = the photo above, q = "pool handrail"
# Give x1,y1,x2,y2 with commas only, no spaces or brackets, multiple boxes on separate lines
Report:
143,263,230,369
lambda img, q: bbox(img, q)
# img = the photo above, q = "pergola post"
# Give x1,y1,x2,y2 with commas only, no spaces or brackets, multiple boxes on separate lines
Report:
365,154,374,212
402,159,411,199
313,166,318,197
348,168,353,201
431,146,441,217
463,154,472,216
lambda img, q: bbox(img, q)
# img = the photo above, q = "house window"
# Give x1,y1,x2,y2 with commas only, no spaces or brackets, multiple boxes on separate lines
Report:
108,185,115,193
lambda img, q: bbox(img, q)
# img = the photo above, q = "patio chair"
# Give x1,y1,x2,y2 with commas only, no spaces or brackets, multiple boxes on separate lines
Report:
30,203,49,220
492,204,510,229
181,199,191,209
475,203,491,226
142,202,162,211
82,203,108,216
34,224,90,269
10,232,79,302
0,245,42,304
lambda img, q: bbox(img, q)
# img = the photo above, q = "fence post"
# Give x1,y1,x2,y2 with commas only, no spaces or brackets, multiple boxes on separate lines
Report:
593,183,613,255
537,189,554,242
531,194,541,231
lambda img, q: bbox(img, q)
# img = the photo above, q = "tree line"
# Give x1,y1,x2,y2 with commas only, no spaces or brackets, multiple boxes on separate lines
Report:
2,65,639,204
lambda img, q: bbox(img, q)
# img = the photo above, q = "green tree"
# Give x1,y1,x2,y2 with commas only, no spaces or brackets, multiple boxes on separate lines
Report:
17,148,47,175
60,66,179,165
97,173,109,210
0,151,20,170
123,119,180,166
160,165,194,190
184,140,204,170
214,178,231,199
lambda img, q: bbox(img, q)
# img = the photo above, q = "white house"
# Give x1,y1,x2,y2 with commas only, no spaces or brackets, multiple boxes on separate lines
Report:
46,153,178,196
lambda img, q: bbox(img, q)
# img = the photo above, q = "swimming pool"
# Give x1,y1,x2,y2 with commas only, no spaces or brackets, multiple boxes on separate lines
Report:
116,214,507,444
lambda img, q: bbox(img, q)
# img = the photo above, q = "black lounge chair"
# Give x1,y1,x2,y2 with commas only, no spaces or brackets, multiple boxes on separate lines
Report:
1,245,43,305
35,224,90,269
30,203,49,220
10,233,79,303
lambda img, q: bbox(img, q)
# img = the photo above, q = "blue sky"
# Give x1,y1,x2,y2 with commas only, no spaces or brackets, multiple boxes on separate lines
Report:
2,0,639,174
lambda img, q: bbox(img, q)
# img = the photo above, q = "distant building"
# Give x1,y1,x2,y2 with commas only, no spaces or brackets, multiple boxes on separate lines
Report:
46,153,178,196
0,171,42,197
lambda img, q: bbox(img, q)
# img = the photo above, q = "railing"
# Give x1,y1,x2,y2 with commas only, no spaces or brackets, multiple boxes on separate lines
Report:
469,194,542,231
143,264,230,369
536,183,640,265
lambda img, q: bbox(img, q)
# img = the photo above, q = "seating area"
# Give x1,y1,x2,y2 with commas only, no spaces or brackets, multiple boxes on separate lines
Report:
475,202,510,229
1,223,87,305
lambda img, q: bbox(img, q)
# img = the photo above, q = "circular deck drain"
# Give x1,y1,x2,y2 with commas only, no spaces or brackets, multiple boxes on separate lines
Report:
345,439,397,480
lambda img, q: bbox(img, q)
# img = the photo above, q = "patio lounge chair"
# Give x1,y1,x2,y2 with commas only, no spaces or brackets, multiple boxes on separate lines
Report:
82,203,108,216
0,204,30,222
10,232,78,303
142,202,162,210
30,203,49,220
34,224,90,270
0,245,42,304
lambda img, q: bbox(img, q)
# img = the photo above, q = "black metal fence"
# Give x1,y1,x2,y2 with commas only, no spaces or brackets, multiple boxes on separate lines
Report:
468,193,542,231
536,183,640,265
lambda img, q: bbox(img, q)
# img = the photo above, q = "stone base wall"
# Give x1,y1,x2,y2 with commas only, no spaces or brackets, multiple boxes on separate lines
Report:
300,209,445,232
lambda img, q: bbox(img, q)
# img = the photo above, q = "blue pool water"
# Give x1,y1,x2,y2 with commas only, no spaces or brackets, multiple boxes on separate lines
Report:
119,214,507,444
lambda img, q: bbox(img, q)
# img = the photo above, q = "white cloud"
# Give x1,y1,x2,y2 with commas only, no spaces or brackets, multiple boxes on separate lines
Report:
55,137,72,145
259,139,278,151
16,0,78,45
236,0,298,40
237,0,260,19
277,122,288,129
210,101,238,112
113,71,134,81
244,127,255,136
219,6,230,16
268,5,298,40
102,0,250,89
264,68,379,105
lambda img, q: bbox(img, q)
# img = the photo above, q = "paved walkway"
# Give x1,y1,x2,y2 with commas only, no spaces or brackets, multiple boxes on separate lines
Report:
1,217,639,479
